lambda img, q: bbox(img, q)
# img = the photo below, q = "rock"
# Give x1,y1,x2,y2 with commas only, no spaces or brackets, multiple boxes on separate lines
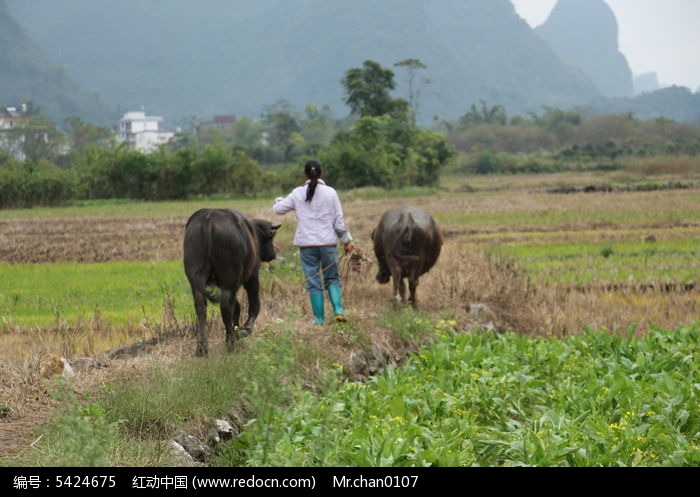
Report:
168,440,205,467
207,419,234,446
173,432,214,463
60,358,75,379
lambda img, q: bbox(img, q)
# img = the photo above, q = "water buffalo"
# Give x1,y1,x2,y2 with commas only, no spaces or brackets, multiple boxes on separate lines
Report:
371,206,443,309
183,208,280,356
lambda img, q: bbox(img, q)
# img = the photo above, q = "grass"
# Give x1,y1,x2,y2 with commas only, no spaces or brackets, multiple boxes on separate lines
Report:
1,168,699,467
4,327,320,467
7,318,696,467
490,238,700,285
0,260,196,361
11,383,171,466
221,322,700,467
437,204,700,230
0,261,190,328
0,197,271,220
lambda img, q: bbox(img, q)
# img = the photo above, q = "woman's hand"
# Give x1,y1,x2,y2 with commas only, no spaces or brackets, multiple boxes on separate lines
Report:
344,242,355,254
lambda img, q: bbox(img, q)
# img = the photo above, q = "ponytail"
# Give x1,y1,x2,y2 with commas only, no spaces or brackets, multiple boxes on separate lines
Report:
304,160,323,202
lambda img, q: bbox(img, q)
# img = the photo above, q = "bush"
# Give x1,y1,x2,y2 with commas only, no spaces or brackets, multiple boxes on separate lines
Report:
0,161,80,208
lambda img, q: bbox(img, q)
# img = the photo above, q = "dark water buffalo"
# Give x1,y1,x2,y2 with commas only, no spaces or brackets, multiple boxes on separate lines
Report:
183,208,280,356
371,206,443,309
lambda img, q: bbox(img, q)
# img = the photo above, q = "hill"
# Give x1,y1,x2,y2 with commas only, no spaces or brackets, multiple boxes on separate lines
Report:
5,0,601,127
4,0,699,128
535,0,633,98
0,0,116,126
585,85,700,124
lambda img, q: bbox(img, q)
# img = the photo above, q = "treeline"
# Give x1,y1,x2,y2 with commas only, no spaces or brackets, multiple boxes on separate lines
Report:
3,106,700,209
3,60,700,209
444,101,700,156
441,101,700,173
0,118,452,209
1,59,455,209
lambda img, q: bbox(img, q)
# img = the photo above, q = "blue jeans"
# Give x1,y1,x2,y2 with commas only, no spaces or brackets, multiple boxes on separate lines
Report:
300,246,340,295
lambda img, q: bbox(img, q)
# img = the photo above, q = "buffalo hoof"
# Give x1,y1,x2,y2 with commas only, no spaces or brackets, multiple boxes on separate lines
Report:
237,326,252,338
196,343,208,357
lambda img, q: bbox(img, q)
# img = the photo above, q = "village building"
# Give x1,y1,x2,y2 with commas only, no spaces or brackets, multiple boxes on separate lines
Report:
0,105,48,162
195,114,236,141
117,109,174,153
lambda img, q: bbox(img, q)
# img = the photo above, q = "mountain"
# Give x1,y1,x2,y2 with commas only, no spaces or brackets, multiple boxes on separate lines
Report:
4,0,602,127
535,0,633,98
585,85,700,124
0,0,116,126
4,0,698,128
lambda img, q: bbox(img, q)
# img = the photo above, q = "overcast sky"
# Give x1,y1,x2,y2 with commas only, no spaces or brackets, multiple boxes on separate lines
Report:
509,0,700,92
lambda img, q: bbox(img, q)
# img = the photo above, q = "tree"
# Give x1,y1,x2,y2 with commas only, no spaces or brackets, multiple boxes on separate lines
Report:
528,106,582,133
324,61,452,190
64,116,114,154
458,100,507,129
411,130,454,186
342,60,405,118
9,117,65,164
319,118,398,190
261,99,301,161
232,116,264,152
300,103,336,153
394,58,430,126
319,114,453,190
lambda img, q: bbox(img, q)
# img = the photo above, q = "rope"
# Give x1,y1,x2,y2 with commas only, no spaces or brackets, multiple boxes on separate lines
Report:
305,257,340,282
300,244,373,285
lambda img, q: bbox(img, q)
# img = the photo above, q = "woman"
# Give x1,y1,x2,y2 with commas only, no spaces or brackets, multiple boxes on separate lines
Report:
273,159,355,324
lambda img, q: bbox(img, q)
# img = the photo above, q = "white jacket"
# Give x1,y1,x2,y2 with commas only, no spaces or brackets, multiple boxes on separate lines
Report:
273,180,352,247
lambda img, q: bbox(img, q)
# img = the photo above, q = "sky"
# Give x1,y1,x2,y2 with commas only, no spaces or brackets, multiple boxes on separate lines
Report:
509,0,700,92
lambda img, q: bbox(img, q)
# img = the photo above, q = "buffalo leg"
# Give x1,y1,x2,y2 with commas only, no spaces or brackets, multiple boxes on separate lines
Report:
192,289,208,357
398,278,407,304
408,275,419,309
232,296,242,332
220,290,239,351
241,276,261,336
391,268,406,305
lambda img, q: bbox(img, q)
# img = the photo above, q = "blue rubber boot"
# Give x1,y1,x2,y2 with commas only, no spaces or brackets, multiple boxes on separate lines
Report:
309,292,325,325
328,284,347,323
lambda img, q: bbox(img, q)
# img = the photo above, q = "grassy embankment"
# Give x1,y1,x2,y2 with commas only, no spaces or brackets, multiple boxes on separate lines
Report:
1,164,698,466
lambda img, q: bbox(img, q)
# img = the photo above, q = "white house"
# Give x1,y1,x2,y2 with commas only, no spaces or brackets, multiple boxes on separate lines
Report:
117,109,174,153
0,106,47,162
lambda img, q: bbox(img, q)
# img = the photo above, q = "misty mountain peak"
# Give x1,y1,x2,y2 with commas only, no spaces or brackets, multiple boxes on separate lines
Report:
6,0,694,126
542,0,619,47
536,0,633,97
